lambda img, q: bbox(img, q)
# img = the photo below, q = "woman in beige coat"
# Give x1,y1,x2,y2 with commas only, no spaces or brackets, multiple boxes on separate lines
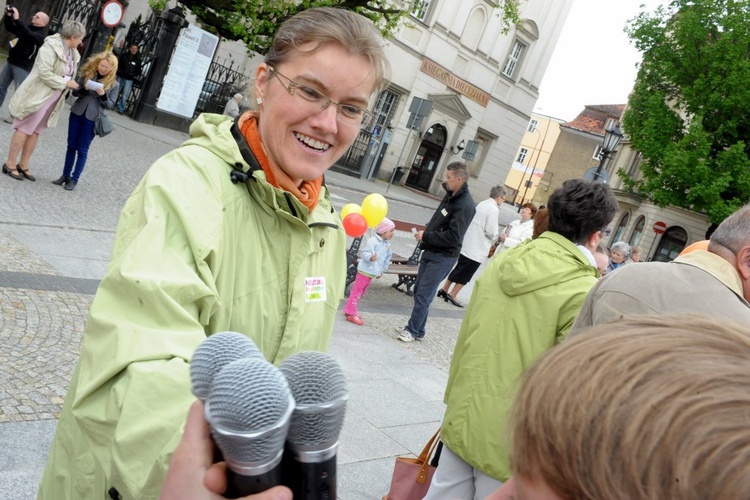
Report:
2,20,84,181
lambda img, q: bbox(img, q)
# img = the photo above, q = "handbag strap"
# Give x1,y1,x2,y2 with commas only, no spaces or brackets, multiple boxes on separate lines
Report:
416,427,441,484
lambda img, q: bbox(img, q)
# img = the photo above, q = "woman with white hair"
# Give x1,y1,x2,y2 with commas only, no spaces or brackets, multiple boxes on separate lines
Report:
222,92,244,118
606,240,630,274
2,20,85,181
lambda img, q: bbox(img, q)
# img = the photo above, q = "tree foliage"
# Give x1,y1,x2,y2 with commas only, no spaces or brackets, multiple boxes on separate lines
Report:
621,0,750,223
175,0,520,56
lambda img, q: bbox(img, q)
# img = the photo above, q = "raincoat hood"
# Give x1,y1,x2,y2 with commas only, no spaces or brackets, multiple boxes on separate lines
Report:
497,231,598,296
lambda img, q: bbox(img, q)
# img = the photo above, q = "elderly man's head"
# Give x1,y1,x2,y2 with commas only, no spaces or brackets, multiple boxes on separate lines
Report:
31,11,49,27
708,204,750,301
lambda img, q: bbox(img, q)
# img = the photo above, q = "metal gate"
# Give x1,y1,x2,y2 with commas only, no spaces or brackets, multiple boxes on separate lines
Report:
194,59,249,117
48,0,97,36
119,10,248,119
117,11,165,116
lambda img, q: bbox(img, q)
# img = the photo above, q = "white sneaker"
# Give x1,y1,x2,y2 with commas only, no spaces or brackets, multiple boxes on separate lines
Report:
397,329,414,343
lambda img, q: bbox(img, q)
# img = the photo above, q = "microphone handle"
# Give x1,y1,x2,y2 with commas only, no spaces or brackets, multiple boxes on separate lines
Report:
225,462,283,499
281,452,337,500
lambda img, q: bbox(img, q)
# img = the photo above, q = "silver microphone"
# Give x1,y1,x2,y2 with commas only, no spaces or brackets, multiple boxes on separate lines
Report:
190,331,264,401
279,351,348,499
205,357,294,498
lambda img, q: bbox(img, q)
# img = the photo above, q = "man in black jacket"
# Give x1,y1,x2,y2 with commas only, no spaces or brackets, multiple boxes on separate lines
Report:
397,161,475,342
115,43,142,114
0,6,48,111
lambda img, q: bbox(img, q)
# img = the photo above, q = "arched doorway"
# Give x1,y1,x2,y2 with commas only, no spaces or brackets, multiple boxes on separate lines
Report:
652,226,688,262
406,124,446,192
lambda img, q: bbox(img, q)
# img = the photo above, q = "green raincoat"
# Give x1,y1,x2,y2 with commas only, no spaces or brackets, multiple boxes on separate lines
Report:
37,114,347,499
440,232,599,481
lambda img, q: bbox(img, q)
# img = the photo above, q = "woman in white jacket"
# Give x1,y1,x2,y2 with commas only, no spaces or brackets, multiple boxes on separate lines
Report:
496,202,537,253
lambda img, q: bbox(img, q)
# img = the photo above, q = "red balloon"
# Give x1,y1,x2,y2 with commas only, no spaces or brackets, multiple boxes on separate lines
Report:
343,213,367,238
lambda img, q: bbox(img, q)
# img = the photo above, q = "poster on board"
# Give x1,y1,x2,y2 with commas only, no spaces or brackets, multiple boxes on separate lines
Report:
157,24,219,118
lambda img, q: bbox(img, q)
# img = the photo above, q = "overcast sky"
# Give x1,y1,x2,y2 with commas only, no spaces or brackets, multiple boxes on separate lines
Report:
534,0,667,122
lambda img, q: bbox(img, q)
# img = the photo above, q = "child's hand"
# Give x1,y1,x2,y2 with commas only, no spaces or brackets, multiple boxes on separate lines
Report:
370,253,378,262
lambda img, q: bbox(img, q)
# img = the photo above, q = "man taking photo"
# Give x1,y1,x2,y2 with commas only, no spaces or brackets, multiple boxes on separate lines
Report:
0,5,48,118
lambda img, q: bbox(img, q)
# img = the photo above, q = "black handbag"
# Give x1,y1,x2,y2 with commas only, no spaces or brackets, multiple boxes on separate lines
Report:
94,110,114,137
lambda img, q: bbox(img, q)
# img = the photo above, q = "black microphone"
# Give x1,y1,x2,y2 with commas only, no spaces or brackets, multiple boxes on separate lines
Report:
205,358,294,498
278,351,349,500
190,331,264,401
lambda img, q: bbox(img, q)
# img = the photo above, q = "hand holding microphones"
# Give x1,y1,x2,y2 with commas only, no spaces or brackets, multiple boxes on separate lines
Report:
162,332,348,499
160,400,292,500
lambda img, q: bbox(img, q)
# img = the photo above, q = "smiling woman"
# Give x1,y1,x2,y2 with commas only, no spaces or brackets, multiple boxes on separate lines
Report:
36,8,390,500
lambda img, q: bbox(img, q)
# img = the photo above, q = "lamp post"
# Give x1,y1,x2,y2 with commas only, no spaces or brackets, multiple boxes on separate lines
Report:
593,123,624,183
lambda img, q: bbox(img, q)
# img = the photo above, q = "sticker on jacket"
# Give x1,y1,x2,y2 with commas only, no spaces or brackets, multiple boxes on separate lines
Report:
305,277,327,302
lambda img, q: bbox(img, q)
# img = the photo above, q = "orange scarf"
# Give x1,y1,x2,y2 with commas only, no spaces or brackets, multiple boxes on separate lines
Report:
238,112,322,211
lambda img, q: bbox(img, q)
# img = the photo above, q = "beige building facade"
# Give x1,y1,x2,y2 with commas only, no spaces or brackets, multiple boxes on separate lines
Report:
503,113,563,206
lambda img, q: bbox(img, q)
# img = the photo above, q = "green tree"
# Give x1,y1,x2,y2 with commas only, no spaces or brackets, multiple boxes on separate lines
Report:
621,0,750,223
176,0,520,55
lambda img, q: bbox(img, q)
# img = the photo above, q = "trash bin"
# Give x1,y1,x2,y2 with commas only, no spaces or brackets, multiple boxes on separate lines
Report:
392,166,405,184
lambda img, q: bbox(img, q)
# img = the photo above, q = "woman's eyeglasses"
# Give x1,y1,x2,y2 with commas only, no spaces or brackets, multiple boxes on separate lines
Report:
268,66,374,128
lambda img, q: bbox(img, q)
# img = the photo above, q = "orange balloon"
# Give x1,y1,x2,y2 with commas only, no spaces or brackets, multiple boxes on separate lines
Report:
679,240,709,256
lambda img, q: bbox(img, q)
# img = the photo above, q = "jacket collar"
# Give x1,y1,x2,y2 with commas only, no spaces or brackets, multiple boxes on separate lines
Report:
675,251,748,304
442,180,470,200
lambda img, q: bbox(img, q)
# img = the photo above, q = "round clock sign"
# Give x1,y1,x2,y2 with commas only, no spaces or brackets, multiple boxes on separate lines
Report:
101,0,124,28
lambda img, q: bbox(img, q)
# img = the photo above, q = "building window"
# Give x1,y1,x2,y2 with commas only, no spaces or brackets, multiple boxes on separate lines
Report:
517,147,528,163
593,144,604,160
611,213,630,244
410,0,432,22
629,216,645,247
605,118,616,130
470,130,494,179
528,119,538,132
501,40,526,78
371,88,401,130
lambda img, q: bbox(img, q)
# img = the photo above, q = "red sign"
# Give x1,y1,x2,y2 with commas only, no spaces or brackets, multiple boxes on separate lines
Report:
653,221,667,234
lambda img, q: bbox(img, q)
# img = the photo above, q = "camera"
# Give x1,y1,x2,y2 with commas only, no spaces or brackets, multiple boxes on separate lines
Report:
5,5,13,14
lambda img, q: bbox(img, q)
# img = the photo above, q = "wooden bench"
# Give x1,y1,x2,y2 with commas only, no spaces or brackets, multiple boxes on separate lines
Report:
345,219,426,297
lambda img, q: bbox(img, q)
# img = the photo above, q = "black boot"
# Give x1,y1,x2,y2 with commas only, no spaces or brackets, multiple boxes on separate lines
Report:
64,179,77,191
52,176,70,186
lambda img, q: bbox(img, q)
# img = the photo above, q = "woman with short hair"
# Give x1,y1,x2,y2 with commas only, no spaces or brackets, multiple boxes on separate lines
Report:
3,20,84,181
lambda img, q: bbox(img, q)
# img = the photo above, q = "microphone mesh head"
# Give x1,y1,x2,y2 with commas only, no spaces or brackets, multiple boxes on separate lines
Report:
279,351,348,447
190,331,264,401
207,358,292,464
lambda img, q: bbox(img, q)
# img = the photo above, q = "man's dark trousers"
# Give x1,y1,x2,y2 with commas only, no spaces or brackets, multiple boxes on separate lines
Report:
405,250,458,339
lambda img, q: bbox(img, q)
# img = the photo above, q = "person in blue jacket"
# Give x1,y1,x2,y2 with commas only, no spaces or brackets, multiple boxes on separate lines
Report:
343,217,395,325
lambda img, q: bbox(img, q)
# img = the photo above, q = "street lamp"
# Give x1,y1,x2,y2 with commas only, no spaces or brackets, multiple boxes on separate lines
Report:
450,139,466,155
593,123,624,183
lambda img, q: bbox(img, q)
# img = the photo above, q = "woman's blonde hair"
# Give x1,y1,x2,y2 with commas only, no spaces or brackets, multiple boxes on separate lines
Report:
510,314,750,499
264,7,390,94
78,51,118,90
